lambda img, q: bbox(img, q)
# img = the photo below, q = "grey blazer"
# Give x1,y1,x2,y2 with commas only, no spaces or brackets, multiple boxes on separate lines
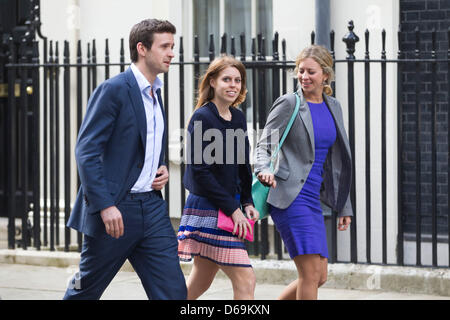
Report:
254,89,353,217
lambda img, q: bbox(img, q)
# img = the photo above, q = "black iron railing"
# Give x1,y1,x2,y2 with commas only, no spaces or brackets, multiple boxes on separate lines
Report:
2,21,449,268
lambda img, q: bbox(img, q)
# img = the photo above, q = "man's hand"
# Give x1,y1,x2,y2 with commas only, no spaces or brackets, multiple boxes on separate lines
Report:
100,206,124,239
151,165,169,190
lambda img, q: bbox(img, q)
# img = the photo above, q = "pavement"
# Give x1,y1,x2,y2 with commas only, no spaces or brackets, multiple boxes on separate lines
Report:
0,249,449,300
0,263,449,300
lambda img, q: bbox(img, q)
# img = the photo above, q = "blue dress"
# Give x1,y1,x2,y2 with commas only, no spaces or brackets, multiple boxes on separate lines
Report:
270,101,336,259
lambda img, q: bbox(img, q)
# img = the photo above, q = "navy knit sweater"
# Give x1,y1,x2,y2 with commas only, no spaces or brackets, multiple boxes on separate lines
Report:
183,102,253,216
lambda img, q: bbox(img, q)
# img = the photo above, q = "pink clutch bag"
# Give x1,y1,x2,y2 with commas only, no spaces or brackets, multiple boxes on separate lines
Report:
217,209,255,242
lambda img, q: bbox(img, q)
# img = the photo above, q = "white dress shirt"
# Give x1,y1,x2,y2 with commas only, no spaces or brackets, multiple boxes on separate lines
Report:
129,63,165,192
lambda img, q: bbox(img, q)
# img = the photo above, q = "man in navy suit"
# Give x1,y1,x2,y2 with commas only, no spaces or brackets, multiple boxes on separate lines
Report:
64,19,187,300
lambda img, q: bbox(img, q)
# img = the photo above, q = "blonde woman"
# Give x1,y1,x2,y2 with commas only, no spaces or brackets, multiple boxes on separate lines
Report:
177,56,259,300
254,45,353,300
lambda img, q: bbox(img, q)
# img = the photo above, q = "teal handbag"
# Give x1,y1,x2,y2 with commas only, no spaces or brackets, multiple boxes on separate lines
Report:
252,93,300,220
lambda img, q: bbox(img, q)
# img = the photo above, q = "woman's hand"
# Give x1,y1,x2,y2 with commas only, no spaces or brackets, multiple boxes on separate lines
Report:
338,216,351,231
244,205,259,221
257,172,277,188
231,208,253,240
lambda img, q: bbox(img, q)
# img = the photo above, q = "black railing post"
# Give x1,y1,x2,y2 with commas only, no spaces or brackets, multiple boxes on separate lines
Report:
240,33,246,62
42,38,48,248
163,73,170,206
193,35,200,105
63,40,71,252
251,37,257,139
76,40,83,252
239,33,247,118
257,34,267,127
397,26,404,266
87,43,91,99
381,29,387,265
281,39,287,95
19,38,29,250
120,38,125,73
220,33,227,56
55,41,60,247
330,30,336,97
414,26,422,266
92,39,97,90
179,36,186,210
31,39,41,250
7,37,17,250
258,34,269,260
230,36,236,58
447,27,450,268
49,40,55,251
105,39,110,80
342,20,359,263
76,40,82,158
272,32,280,100
364,28,371,264
251,37,259,257
430,28,437,268
209,34,215,62
272,31,282,260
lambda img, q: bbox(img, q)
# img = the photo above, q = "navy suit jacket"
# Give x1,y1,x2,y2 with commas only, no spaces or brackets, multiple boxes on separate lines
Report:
67,67,167,237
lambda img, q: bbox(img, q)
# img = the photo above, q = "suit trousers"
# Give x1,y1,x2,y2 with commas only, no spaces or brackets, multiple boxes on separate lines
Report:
63,191,187,300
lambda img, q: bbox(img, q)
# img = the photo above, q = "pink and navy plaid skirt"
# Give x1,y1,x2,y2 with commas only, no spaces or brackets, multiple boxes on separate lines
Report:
177,194,252,268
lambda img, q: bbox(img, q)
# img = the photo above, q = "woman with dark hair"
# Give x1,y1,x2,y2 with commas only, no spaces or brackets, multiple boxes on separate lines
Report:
178,56,259,300
254,45,353,300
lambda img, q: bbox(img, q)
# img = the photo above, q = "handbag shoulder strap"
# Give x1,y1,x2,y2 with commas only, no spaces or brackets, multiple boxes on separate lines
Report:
269,93,300,169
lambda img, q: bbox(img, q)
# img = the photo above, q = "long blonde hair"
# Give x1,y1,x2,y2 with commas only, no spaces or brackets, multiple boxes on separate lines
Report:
295,45,334,96
194,56,248,111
